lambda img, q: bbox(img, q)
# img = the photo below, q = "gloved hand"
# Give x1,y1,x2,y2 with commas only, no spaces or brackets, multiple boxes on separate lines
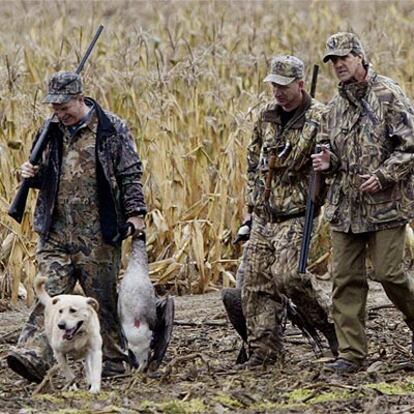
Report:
112,222,136,244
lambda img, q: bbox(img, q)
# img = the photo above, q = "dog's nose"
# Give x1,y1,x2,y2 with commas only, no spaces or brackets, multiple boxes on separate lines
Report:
58,322,66,330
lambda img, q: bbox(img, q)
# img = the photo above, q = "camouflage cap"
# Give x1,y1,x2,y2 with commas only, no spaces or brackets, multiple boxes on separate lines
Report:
323,32,366,63
42,71,83,104
263,55,304,86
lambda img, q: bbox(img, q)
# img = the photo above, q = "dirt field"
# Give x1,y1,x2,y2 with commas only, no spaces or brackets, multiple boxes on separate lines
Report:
1,280,414,414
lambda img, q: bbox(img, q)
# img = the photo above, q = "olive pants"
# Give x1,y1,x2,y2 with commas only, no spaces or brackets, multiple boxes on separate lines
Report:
331,225,414,363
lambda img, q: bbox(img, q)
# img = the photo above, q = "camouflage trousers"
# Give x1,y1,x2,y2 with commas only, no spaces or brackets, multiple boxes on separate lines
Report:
18,234,125,365
241,214,331,361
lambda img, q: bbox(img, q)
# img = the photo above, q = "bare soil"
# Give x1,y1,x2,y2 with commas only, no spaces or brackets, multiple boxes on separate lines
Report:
1,280,414,414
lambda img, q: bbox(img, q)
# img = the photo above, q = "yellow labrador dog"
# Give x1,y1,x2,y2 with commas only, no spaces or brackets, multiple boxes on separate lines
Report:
34,277,102,393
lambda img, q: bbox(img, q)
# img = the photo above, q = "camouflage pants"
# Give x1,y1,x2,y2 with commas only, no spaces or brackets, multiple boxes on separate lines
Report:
18,234,124,364
241,214,331,361
331,226,414,363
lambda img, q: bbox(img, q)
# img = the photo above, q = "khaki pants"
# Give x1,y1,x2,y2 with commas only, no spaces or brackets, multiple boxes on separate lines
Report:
331,225,414,363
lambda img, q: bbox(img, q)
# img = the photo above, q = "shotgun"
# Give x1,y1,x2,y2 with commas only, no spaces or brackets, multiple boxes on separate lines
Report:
298,64,321,274
8,25,104,223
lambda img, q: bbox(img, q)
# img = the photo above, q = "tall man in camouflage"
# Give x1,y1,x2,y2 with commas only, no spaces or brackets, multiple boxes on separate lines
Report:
7,72,147,382
313,32,414,374
241,55,337,367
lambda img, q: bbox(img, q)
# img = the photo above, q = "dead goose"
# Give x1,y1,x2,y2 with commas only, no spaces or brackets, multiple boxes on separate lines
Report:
118,231,174,371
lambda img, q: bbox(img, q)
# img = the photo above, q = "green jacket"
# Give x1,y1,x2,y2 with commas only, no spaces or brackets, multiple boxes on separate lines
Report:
322,68,414,233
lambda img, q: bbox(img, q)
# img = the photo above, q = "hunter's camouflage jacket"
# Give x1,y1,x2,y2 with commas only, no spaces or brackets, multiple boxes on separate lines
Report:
246,91,326,219
28,97,147,245
322,68,414,233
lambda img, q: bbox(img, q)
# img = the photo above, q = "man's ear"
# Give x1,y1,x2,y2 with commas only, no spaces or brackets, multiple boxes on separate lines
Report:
298,79,305,89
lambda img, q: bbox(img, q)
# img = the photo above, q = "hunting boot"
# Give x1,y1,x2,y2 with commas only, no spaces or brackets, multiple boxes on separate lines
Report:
7,345,53,383
324,358,361,374
7,327,55,383
102,359,126,378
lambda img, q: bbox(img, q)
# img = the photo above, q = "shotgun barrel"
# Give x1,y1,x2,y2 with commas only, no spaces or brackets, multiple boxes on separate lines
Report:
298,64,320,274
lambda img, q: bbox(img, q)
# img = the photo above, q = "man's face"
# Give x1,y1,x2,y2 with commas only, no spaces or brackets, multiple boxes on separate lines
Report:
51,96,84,126
271,79,303,111
330,53,363,82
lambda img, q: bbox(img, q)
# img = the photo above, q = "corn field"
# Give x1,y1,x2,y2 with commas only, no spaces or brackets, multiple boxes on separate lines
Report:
1,0,414,304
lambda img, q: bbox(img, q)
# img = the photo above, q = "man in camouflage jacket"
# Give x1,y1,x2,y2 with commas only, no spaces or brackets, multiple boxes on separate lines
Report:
313,32,414,374
7,72,147,382
240,55,337,367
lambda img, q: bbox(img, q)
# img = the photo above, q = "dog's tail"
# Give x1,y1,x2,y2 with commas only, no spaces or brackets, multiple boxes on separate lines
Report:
34,276,52,306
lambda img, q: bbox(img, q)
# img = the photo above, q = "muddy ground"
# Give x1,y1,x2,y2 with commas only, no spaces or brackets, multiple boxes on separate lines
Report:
1,280,414,414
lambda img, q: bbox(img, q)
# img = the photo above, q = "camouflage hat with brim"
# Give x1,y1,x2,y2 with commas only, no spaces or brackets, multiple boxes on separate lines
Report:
323,32,366,63
263,55,304,86
42,71,83,104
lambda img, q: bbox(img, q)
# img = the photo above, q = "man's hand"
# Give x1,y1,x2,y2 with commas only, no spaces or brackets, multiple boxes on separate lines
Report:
113,216,146,244
21,162,39,178
359,174,381,194
311,146,330,171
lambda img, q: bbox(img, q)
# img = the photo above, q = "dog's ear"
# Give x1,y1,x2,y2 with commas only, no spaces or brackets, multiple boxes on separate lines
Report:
52,297,60,305
87,298,99,312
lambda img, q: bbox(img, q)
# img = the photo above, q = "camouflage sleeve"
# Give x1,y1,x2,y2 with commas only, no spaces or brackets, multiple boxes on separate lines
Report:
26,127,51,189
317,103,341,174
245,112,263,209
374,91,414,186
289,102,324,171
112,120,147,217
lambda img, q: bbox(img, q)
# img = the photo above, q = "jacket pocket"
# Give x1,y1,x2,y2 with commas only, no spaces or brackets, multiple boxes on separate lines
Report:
365,184,401,223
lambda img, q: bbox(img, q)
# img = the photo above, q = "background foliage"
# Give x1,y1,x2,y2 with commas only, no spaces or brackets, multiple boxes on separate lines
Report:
1,0,414,303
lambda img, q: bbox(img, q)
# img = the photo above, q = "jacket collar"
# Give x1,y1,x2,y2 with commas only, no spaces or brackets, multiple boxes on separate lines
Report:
262,91,312,129
84,97,116,139
337,67,378,106
49,97,116,139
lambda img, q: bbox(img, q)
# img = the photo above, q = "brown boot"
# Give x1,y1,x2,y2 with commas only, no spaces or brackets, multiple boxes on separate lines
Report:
102,359,125,378
237,351,278,370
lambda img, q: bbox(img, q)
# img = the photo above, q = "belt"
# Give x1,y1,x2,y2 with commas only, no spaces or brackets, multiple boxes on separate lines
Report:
267,210,306,223
254,207,307,224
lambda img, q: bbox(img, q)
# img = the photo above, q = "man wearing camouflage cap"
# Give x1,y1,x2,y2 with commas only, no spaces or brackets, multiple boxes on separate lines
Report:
313,32,414,374
7,71,147,382
230,55,338,368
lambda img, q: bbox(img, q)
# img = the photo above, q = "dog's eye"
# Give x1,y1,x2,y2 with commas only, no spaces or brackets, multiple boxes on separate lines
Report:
59,309,63,314
69,308,77,314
